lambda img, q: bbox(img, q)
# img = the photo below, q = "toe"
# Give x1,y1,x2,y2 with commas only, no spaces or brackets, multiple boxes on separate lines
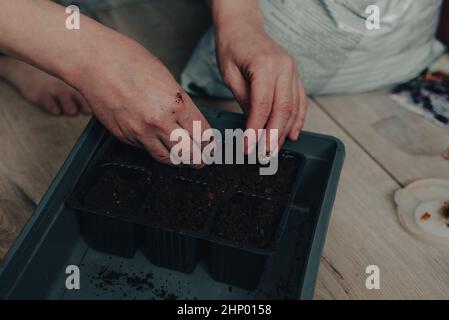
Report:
57,94,79,116
73,91,92,115
41,95,62,115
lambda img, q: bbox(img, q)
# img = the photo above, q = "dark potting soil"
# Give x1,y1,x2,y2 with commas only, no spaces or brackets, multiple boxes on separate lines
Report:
148,154,301,198
83,165,150,214
91,266,180,299
211,194,284,248
103,141,153,168
81,140,302,248
139,179,213,231
208,156,301,201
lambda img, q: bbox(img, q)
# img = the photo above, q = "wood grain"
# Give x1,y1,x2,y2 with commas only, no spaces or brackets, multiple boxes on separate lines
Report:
314,91,449,186
1,0,448,299
0,81,88,260
193,96,449,299
305,100,449,300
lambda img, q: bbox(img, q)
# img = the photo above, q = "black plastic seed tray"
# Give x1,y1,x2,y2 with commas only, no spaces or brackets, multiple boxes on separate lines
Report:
0,109,344,299
67,136,305,289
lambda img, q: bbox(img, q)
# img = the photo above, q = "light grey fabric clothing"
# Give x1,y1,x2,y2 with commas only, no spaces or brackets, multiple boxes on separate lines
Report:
181,0,445,97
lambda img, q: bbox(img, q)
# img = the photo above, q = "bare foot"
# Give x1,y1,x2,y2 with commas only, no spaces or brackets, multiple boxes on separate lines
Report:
0,56,91,116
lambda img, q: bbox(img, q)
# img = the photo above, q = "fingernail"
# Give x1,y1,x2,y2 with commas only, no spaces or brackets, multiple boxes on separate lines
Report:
270,144,280,158
245,130,256,155
269,133,278,153
248,143,256,155
293,129,300,141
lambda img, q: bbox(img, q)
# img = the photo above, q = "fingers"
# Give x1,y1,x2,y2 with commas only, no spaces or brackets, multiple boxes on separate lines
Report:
73,91,91,115
43,87,91,117
222,65,250,113
56,94,79,116
106,91,211,168
245,73,275,154
120,92,210,168
265,71,296,152
40,95,61,116
289,76,308,140
245,69,305,154
286,72,300,141
112,117,140,148
176,93,212,150
289,72,300,137
139,137,172,165
158,123,204,169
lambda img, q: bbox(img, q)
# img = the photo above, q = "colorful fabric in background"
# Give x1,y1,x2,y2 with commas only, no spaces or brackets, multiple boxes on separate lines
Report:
390,53,449,127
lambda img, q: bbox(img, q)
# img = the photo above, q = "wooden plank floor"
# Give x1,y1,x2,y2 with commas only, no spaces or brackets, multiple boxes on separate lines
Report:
315,92,449,186
312,93,449,299
306,100,449,299
1,0,448,299
0,83,89,258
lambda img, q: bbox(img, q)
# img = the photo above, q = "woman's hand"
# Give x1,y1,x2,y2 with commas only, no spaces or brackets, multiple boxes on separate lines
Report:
74,39,210,166
212,0,308,154
0,0,209,166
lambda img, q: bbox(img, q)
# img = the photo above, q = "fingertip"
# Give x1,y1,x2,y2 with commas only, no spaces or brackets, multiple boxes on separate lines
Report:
73,92,91,115
80,104,91,115
190,163,205,170
293,129,301,141
68,105,79,116
243,138,250,155
65,110,78,116
58,96,79,116
244,128,257,155
42,97,61,116
49,107,61,116
80,105,92,115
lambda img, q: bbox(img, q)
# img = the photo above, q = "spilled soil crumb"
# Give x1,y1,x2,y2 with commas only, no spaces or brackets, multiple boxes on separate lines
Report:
91,267,181,300
439,201,449,225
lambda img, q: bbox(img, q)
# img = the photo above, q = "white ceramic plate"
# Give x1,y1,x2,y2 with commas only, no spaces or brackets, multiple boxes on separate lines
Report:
395,179,449,245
